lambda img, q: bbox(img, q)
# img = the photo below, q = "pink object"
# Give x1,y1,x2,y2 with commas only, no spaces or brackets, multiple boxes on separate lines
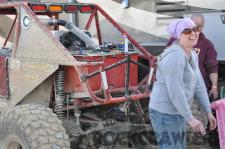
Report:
0,0,7,2
211,99,225,149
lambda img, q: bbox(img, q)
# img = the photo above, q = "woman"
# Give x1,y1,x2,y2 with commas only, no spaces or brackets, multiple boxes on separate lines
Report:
149,18,217,149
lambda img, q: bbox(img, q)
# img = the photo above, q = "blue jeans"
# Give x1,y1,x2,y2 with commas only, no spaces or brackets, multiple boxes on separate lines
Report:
149,109,186,149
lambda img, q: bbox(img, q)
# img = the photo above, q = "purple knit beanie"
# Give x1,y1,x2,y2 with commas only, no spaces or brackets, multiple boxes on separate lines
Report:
167,18,196,39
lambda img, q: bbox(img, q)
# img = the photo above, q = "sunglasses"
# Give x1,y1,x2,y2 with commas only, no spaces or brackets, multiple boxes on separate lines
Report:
182,26,199,35
197,25,204,28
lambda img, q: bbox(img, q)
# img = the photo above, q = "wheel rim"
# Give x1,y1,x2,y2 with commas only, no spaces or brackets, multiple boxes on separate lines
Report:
7,141,22,149
4,135,23,149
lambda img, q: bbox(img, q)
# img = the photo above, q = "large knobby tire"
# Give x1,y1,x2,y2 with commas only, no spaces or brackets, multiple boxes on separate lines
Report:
0,104,70,149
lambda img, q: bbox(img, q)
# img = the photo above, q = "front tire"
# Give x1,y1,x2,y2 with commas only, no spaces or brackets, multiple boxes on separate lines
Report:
0,104,70,149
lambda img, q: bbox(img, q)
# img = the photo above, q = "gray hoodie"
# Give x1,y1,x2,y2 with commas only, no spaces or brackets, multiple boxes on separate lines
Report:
149,43,212,122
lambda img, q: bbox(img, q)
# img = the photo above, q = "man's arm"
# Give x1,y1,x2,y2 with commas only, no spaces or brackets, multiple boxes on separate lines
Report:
209,73,218,99
205,40,218,99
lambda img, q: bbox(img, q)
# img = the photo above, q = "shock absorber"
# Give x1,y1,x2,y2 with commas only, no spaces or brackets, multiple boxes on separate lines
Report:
55,66,65,119
134,100,144,120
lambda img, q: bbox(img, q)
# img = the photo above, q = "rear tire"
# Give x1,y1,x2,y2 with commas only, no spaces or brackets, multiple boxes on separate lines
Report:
0,104,70,149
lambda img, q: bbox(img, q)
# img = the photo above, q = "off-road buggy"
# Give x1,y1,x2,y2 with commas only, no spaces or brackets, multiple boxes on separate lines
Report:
0,1,157,148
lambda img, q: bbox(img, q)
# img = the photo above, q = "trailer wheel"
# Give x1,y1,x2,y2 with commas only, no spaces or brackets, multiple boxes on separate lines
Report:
0,104,70,149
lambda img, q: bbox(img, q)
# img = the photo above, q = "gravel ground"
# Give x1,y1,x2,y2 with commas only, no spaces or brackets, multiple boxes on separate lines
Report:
0,140,217,149
114,144,217,149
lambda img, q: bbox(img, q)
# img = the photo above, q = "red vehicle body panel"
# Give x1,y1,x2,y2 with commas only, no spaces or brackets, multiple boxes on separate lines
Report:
64,53,138,93
0,56,8,97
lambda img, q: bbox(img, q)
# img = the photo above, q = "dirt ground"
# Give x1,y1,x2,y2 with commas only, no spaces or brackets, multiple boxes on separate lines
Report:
114,144,218,149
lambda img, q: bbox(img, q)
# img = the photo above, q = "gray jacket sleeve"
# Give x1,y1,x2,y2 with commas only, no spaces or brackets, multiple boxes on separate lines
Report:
194,58,212,113
160,53,194,121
